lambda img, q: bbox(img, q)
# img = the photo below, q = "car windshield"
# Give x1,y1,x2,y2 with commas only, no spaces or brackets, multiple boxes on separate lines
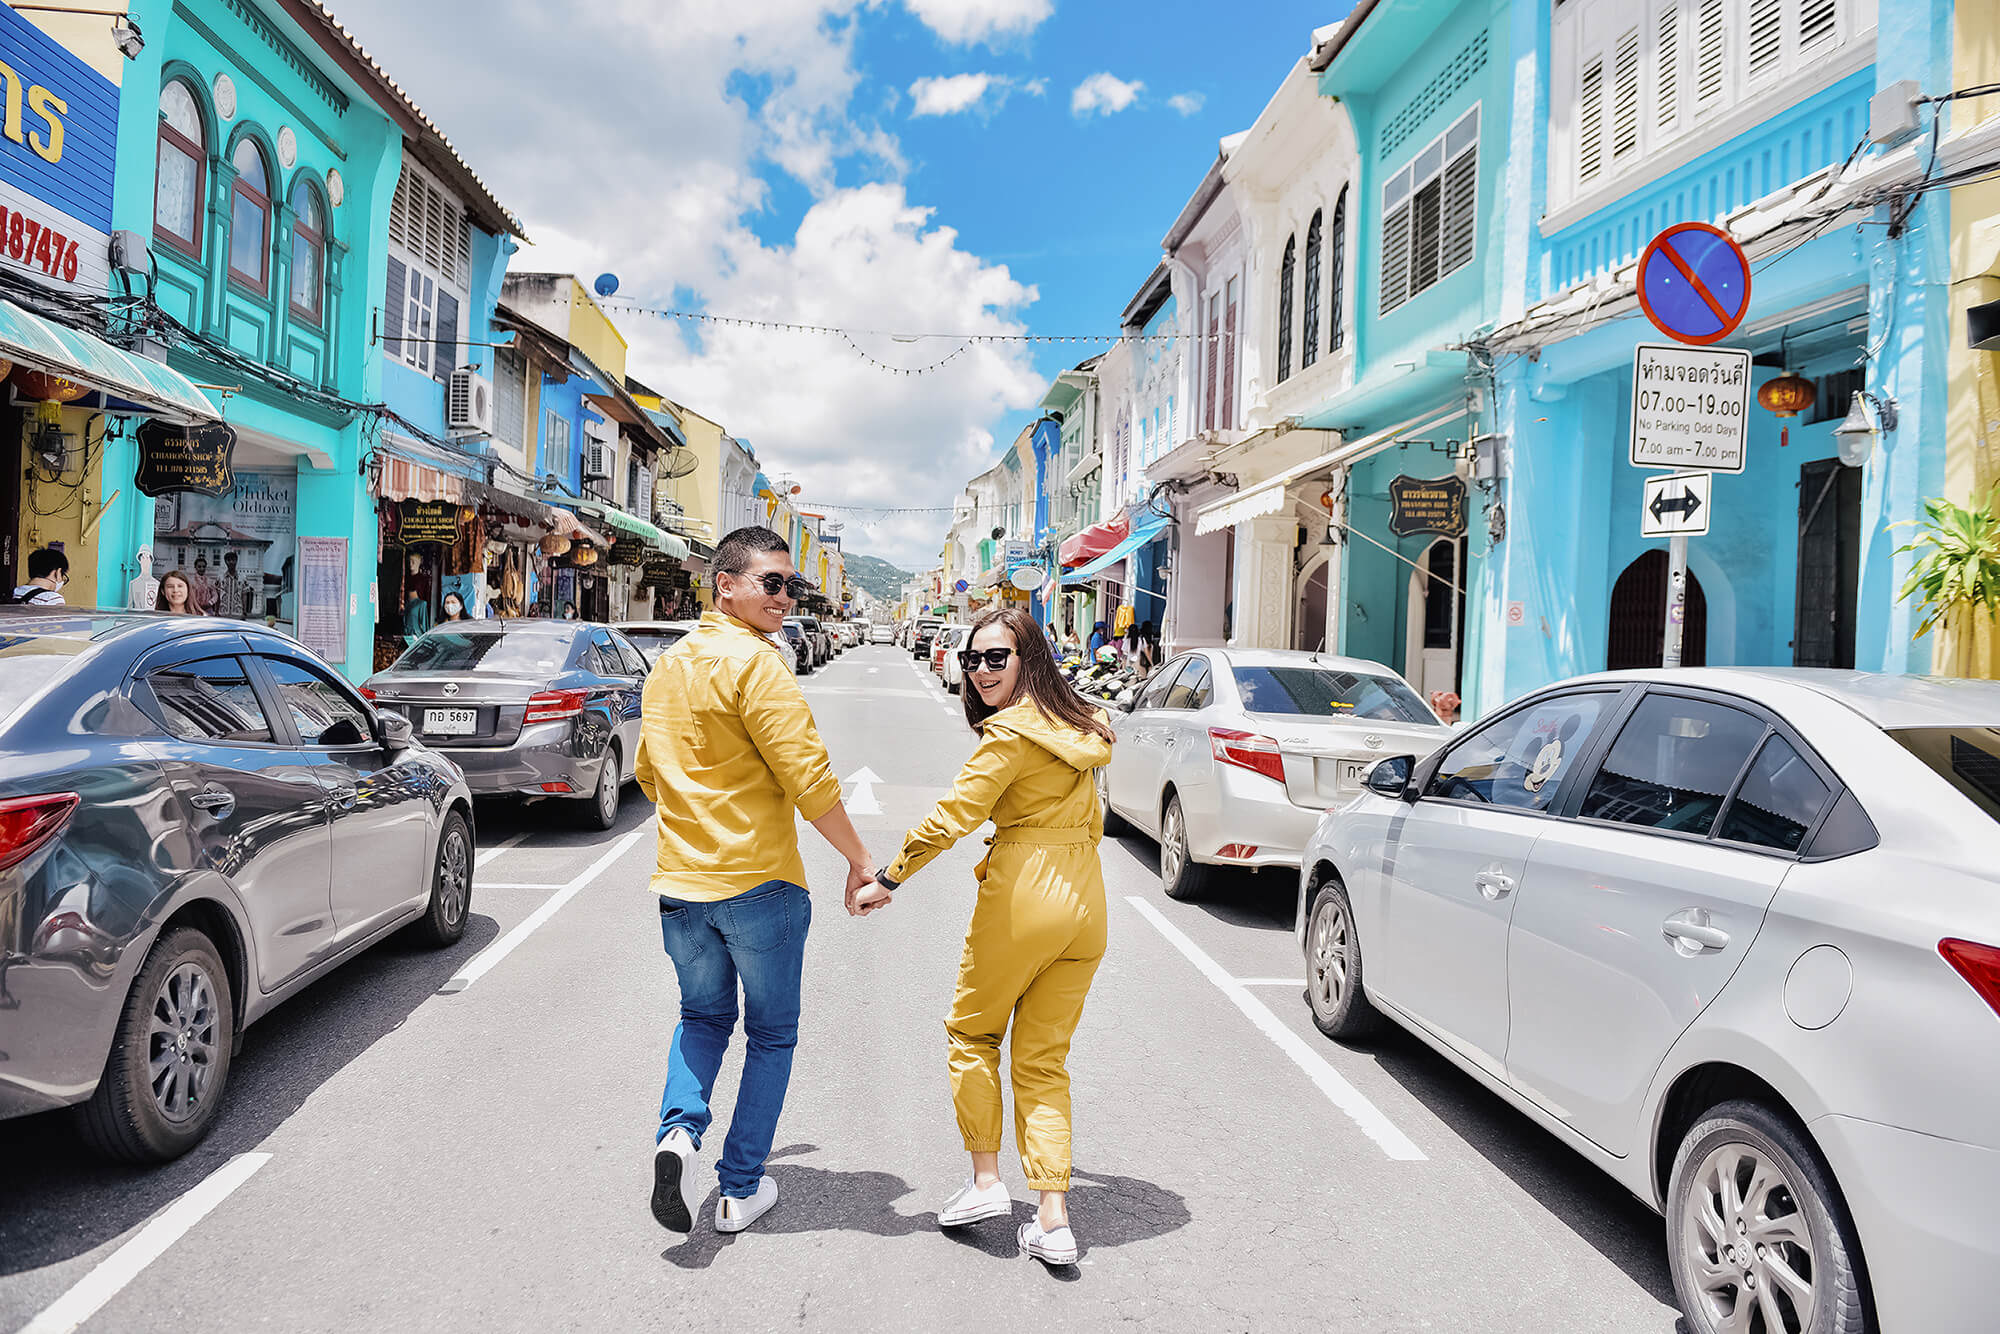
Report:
1887,727,2000,825
390,629,575,675
1232,665,1436,724
782,625,804,639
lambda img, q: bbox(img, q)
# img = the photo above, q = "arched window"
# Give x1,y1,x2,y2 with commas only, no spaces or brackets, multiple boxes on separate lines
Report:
289,180,325,324
1301,209,1324,370
1328,188,1348,352
228,138,271,295
1276,234,1296,384
155,80,205,259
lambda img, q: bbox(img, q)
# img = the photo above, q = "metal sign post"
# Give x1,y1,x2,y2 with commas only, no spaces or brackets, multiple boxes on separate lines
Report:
1663,536,1689,668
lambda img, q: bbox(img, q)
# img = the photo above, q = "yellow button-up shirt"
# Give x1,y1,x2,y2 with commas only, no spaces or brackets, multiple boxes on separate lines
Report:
634,612,843,902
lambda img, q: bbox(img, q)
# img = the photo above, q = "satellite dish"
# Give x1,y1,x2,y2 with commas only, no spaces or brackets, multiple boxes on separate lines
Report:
660,447,700,479
1009,565,1046,593
593,272,619,297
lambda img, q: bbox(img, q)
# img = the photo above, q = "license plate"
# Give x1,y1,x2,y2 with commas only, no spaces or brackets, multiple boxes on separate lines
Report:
425,708,478,736
1338,759,1367,788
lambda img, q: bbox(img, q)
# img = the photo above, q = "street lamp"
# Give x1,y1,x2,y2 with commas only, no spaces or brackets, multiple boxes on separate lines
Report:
1832,390,1898,467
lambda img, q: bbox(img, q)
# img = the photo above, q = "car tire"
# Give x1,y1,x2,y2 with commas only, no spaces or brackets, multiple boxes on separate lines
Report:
580,745,621,830
1158,794,1212,902
1096,768,1131,838
410,809,473,948
76,926,235,1163
1667,1099,1871,1334
1304,875,1382,1040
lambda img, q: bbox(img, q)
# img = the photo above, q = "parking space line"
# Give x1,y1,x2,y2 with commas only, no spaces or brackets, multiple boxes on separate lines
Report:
440,826,651,994
1235,978,1308,987
479,882,565,891
475,833,527,868
1124,896,1426,1162
16,1152,272,1334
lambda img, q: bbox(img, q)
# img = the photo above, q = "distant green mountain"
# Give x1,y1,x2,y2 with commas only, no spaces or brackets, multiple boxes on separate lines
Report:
843,552,912,605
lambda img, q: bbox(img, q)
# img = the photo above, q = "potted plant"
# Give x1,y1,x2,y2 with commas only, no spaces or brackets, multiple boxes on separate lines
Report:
1894,492,2000,677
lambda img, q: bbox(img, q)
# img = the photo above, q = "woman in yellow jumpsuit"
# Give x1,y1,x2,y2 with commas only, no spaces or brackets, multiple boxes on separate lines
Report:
860,605,1115,1267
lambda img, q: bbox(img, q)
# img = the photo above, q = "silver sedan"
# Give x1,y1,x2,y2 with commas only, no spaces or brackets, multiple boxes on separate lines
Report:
1298,667,2000,1334
1099,648,1447,898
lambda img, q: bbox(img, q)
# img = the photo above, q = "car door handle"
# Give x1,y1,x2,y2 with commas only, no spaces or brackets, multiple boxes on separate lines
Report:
1663,909,1730,954
1474,869,1514,900
326,785,358,811
187,786,234,813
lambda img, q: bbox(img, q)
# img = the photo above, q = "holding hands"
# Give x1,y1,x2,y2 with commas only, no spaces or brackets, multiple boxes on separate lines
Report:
843,861,894,917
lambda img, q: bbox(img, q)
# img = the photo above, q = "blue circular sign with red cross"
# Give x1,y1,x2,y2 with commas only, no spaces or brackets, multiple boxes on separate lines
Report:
1637,222,1752,346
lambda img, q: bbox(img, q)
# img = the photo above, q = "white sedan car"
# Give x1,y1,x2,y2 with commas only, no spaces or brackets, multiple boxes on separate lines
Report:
1099,648,1448,898
1299,667,2000,1334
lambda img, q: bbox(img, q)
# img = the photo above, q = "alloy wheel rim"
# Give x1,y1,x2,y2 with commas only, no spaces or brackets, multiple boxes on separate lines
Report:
147,961,219,1124
1162,805,1184,884
438,828,468,925
599,755,619,819
1310,899,1349,1014
1683,1142,1819,1334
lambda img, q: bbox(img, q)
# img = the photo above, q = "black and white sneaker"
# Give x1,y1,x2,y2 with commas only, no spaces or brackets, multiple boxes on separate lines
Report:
652,1127,699,1233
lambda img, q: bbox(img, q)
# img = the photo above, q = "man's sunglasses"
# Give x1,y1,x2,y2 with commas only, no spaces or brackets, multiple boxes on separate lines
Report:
958,647,1016,672
734,571,813,600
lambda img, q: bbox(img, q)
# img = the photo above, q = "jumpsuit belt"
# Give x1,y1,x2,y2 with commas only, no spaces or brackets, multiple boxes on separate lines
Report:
986,826,1094,846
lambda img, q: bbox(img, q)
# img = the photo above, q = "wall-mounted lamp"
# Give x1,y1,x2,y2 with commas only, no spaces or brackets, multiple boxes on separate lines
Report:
1833,390,1897,467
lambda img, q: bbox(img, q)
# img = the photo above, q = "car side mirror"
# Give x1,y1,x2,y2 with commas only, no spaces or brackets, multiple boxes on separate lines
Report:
1366,755,1415,799
378,710,415,753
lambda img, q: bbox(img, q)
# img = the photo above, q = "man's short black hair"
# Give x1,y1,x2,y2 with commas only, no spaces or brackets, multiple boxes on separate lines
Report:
714,526,790,577
26,547,68,580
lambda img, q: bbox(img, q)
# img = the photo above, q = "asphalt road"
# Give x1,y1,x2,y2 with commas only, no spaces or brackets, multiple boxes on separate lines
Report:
0,644,1684,1332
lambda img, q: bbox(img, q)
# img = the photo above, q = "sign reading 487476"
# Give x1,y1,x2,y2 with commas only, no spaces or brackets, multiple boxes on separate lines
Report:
1630,342,1750,473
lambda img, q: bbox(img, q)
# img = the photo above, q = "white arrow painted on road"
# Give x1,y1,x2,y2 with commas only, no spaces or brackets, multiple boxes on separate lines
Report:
846,765,883,816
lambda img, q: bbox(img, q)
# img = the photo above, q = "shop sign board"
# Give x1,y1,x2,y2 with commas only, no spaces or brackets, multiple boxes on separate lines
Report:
299,537,348,663
608,534,648,567
135,420,236,497
639,554,678,589
1630,343,1749,473
1002,539,1031,566
398,500,461,544
0,7,119,295
1387,474,1468,539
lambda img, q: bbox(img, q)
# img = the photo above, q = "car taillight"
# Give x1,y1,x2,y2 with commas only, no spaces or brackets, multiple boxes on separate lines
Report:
1209,728,1287,784
358,685,377,701
524,688,588,724
0,792,80,873
1940,938,2000,1019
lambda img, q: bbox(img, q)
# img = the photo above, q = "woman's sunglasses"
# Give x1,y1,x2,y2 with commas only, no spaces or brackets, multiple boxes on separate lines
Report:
958,647,1016,672
735,571,813,600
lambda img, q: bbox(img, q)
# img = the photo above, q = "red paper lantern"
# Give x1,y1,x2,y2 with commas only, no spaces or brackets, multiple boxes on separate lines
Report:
11,367,88,403
1757,372,1816,448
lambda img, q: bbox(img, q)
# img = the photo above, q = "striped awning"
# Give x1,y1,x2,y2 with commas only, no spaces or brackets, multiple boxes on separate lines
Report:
0,297,221,422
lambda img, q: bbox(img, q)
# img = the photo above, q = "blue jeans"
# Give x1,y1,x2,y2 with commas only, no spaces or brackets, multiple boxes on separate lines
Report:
656,880,811,1199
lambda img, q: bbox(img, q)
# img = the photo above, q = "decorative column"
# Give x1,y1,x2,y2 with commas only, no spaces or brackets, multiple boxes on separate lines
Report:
1230,513,1297,650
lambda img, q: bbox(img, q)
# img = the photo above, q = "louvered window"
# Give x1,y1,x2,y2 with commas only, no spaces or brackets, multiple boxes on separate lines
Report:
1579,58,1604,183
1327,189,1347,351
1204,294,1219,430
1221,277,1238,431
1800,0,1837,48
493,347,526,449
1696,0,1726,106
387,158,473,382
1612,30,1640,160
1301,210,1323,371
1276,236,1296,384
1381,106,1478,316
1657,4,1680,131
1748,0,1782,77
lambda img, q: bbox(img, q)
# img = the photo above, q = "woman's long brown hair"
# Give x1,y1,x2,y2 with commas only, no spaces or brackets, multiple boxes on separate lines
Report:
154,570,203,614
961,605,1116,743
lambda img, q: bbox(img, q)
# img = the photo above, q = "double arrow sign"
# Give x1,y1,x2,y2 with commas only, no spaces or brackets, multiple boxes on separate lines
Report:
1640,471,1713,538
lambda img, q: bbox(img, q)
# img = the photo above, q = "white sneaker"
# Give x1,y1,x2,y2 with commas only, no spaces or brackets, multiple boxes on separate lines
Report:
937,1179,1013,1228
716,1175,779,1234
1018,1218,1079,1266
651,1128,699,1234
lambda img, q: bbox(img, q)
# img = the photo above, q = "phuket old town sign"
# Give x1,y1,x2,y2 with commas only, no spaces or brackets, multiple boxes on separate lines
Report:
134,420,236,497
1387,473,1468,539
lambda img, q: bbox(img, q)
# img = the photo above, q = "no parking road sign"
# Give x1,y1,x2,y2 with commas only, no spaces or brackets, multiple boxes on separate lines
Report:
1638,222,1751,346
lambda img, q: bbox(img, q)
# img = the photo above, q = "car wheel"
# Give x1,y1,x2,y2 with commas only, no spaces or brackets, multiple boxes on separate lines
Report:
1158,795,1211,901
76,926,235,1163
580,745,621,830
1096,768,1130,838
1304,876,1381,1039
410,809,473,947
1667,1099,1870,1334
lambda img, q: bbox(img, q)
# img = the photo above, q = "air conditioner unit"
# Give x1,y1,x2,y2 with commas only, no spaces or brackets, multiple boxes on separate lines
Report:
582,439,613,480
446,368,493,434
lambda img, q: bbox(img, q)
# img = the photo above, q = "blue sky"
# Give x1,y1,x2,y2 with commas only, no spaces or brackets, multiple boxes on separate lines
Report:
332,0,1350,569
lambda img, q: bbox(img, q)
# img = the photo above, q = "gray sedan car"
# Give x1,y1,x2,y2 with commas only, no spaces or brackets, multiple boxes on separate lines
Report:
0,609,474,1161
362,621,645,829
1100,648,1448,899
1300,668,2000,1333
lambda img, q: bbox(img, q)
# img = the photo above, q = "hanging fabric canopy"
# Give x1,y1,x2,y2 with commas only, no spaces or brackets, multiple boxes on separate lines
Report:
1061,508,1169,584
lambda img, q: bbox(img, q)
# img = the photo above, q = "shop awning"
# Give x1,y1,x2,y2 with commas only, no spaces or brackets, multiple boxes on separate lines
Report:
546,505,610,547
1061,509,1169,584
1060,512,1131,568
0,298,221,421
372,433,488,504
576,499,691,561
1192,404,1469,536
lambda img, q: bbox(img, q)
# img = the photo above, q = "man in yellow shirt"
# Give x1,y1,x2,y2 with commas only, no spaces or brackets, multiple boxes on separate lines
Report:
636,525,874,1237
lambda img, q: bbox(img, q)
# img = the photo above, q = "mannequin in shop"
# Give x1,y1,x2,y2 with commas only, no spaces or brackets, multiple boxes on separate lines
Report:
127,546,159,611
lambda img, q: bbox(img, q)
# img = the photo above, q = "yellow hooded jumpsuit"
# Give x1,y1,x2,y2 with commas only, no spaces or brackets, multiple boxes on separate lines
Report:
884,698,1114,1193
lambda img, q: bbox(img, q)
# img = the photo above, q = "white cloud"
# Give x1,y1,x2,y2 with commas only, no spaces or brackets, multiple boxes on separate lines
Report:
1071,72,1145,118
901,0,1052,45
908,72,998,117
1167,91,1205,116
1021,76,1048,97
324,0,1043,570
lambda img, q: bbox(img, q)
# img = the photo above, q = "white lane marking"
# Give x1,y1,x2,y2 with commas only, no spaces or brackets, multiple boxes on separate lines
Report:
441,826,650,994
16,1152,272,1334
1124,896,1426,1162
475,832,527,868
1236,978,1308,987
479,882,565,891
845,766,883,817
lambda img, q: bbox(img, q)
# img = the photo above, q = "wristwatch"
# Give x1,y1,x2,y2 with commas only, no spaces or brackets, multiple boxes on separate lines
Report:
874,870,900,891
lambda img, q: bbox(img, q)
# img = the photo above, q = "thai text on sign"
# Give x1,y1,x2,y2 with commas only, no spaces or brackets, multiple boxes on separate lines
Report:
1630,343,1750,473
1387,474,1468,539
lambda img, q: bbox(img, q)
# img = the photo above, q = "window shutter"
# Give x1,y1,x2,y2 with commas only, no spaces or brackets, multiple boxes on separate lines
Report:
388,168,410,250
1411,178,1443,293
1578,57,1605,183
1612,30,1640,161
1221,283,1237,431
1277,235,1295,384
1748,0,1782,77
1328,190,1347,351
1204,298,1219,430
494,346,525,446
1380,202,1411,314
1657,4,1680,131
1440,148,1477,276
1800,0,1837,48
1301,210,1323,371
385,256,406,358
434,288,459,381
1696,0,1726,105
